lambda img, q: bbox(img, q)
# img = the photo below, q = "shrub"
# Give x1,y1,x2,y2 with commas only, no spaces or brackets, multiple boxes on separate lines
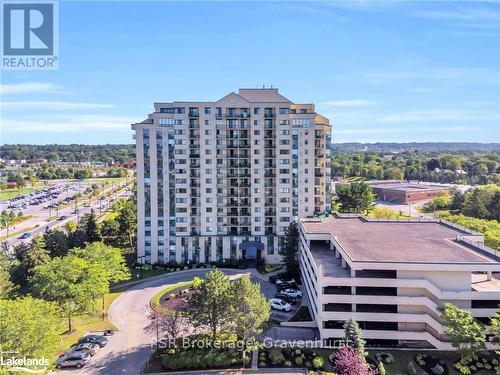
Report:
269,349,285,365
192,276,202,289
407,362,417,375
295,349,302,355
305,361,312,369
431,364,444,375
312,356,325,369
284,360,292,367
259,361,266,367
295,357,304,366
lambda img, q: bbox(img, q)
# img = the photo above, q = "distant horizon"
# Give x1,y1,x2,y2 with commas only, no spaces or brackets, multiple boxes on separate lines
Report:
1,141,499,146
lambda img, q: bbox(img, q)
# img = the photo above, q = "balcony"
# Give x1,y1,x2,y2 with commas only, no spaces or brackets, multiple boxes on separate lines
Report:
188,110,199,117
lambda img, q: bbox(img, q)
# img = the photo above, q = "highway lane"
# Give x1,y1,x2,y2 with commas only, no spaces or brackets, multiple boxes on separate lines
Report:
2,184,131,250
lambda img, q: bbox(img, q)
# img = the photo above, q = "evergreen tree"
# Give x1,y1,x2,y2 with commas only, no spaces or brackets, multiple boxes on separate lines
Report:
186,269,233,342
344,318,367,357
11,237,49,290
83,210,102,243
377,361,386,375
43,227,69,257
0,250,16,298
487,191,500,221
462,188,490,219
449,189,465,213
282,221,299,275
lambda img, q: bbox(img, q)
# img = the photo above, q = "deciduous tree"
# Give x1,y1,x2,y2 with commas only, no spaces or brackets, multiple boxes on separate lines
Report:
332,347,375,375
231,275,270,364
441,303,485,360
31,256,107,332
0,297,62,359
335,182,375,214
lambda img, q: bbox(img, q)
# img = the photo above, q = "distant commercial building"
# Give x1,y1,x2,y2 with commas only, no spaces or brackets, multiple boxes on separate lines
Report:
132,88,331,264
299,215,500,349
334,180,453,204
368,181,451,204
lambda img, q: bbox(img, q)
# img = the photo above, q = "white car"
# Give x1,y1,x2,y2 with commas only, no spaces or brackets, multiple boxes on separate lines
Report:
270,298,292,312
280,288,303,298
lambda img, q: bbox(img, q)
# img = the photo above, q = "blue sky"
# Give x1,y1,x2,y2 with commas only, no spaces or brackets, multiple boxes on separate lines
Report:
1,0,499,144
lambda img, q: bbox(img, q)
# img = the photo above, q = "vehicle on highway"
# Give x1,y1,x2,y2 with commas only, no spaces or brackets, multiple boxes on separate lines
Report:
270,298,292,312
55,352,91,369
18,232,32,239
274,293,298,305
65,342,100,356
58,216,67,221
279,288,303,298
78,335,108,347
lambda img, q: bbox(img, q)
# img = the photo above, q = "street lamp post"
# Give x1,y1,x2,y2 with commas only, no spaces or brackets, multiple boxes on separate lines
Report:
151,316,159,350
137,255,145,279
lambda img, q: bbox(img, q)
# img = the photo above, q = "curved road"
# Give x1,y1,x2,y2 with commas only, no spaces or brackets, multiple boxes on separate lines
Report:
59,268,272,375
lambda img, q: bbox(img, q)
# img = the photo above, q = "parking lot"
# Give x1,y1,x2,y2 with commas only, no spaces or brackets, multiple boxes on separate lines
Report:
0,180,132,249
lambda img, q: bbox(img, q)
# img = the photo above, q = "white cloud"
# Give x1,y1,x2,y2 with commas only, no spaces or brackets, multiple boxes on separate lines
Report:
334,125,476,135
367,67,500,85
323,99,376,107
414,7,500,22
378,109,500,123
1,115,136,133
0,82,62,95
2,101,114,110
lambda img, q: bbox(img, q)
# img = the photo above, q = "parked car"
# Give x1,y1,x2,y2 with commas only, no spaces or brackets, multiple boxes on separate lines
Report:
274,293,297,305
276,278,295,285
66,342,100,356
270,298,292,312
277,281,299,290
18,232,32,239
279,288,303,298
78,335,108,348
55,352,91,369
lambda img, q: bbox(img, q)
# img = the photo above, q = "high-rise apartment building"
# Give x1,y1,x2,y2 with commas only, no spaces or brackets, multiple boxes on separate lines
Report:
132,88,331,264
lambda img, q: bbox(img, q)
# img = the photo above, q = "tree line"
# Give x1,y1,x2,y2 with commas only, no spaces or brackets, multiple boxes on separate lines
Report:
332,151,499,185
1,144,135,163
0,196,136,360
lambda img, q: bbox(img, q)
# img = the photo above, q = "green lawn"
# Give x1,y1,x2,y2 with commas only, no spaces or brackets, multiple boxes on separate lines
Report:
53,285,131,362
0,182,47,200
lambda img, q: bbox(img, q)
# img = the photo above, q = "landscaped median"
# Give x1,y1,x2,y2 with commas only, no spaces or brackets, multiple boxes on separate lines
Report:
150,280,195,311
143,269,269,373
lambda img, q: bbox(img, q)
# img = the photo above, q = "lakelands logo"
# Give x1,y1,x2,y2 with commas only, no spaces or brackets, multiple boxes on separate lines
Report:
1,0,58,69
0,354,49,373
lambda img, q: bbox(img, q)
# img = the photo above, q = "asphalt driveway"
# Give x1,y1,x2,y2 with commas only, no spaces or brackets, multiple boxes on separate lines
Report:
54,268,275,375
